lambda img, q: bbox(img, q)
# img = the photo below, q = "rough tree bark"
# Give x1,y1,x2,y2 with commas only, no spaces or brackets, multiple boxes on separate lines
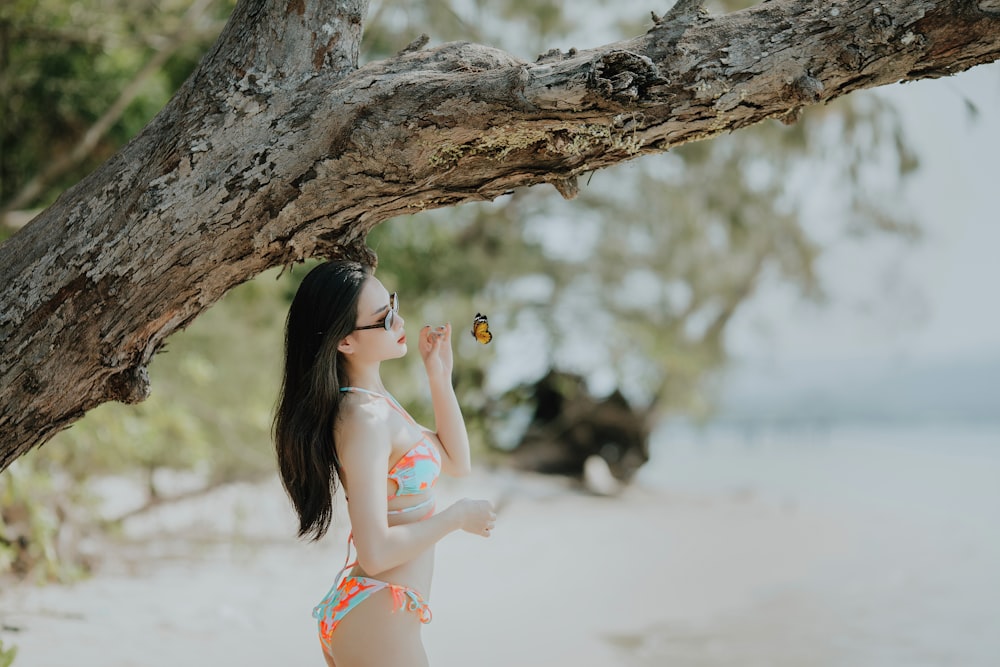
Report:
1,0,999,470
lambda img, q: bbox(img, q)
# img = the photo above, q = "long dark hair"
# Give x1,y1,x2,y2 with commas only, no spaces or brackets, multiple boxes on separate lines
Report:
274,260,370,540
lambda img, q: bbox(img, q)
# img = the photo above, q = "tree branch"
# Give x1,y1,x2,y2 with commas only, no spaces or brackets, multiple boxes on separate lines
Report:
1,0,998,469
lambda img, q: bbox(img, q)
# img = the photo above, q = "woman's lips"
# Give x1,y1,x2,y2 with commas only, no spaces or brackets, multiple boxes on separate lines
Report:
397,334,406,344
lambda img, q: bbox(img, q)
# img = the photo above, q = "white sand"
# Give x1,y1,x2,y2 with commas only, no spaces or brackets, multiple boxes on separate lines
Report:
2,462,997,667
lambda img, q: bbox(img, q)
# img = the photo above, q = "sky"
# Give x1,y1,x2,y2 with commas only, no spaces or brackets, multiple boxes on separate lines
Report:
720,62,1000,408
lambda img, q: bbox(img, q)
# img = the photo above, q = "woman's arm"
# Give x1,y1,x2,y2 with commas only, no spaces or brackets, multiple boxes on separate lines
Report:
419,323,472,477
338,401,491,575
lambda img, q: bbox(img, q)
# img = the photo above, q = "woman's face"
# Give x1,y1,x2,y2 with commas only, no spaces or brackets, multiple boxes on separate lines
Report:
346,276,407,362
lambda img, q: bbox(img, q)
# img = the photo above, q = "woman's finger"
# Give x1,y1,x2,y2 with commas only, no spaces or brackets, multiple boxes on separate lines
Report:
421,325,434,347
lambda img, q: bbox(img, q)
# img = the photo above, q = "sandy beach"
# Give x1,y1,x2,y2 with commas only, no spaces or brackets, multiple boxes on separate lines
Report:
2,426,999,667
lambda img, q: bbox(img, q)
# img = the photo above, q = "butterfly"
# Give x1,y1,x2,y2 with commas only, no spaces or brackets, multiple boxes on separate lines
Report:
471,313,492,344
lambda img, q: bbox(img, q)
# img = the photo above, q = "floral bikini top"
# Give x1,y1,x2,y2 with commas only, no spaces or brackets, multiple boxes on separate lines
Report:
339,387,441,507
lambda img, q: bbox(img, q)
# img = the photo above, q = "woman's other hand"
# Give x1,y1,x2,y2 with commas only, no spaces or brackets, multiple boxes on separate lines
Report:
450,498,496,537
419,323,453,380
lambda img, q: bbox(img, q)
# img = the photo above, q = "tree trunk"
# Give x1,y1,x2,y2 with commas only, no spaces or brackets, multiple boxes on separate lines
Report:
1,0,998,469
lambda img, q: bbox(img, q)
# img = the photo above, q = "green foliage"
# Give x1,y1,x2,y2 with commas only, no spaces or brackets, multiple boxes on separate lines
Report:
0,457,94,583
0,638,17,667
371,94,917,429
0,0,232,220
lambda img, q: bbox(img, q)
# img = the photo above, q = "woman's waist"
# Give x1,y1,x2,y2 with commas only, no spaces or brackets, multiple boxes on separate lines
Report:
347,550,434,592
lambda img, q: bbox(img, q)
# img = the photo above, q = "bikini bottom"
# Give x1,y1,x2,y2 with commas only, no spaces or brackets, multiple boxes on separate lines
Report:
313,575,432,654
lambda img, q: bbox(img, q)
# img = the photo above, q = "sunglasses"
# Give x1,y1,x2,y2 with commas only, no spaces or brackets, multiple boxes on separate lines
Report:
355,293,398,331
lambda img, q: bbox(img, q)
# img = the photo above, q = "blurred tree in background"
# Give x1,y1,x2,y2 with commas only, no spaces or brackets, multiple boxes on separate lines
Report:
0,0,918,581
0,0,234,231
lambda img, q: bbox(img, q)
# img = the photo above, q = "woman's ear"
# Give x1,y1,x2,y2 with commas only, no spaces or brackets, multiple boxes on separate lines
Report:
337,335,355,355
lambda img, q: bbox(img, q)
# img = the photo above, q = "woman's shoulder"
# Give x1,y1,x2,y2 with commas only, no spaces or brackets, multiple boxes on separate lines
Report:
335,398,391,488
336,394,391,450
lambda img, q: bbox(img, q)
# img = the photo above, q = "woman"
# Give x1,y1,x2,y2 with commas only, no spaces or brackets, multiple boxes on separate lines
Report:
273,260,496,666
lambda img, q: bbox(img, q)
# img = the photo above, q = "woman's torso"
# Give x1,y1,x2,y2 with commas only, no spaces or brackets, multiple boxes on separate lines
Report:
339,390,441,593
363,497,436,592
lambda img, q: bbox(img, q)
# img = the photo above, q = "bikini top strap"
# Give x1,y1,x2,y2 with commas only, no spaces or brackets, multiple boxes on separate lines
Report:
339,386,417,425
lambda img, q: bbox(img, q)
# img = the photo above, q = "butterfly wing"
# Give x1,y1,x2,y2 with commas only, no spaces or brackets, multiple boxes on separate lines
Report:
471,313,492,344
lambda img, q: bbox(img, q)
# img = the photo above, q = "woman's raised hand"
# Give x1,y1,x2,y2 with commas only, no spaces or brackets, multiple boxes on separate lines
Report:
451,498,497,538
419,323,453,380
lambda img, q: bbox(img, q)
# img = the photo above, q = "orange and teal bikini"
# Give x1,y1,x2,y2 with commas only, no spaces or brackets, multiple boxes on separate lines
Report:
312,387,442,654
